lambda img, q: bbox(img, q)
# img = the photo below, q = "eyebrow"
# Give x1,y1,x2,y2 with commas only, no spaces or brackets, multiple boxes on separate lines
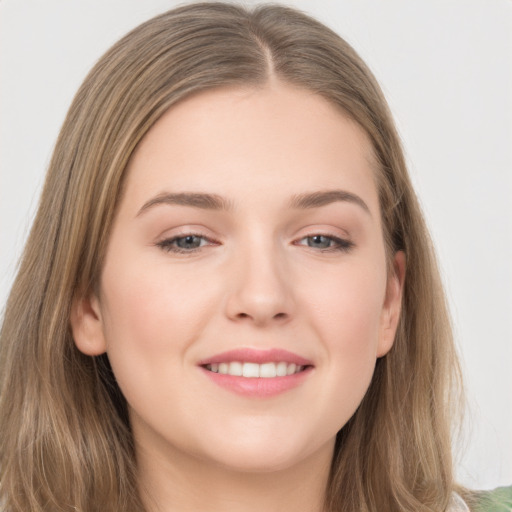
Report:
288,190,371,215
136,189,370,217
137,192,232,216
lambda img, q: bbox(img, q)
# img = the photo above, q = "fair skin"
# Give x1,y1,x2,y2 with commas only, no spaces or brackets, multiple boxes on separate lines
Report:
72,81,405,512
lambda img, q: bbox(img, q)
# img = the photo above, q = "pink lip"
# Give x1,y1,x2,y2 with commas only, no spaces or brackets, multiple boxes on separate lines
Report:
197,348,313,366
198,348,314,398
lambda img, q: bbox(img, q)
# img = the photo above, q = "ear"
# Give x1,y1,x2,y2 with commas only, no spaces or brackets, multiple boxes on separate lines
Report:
70,292,107,356
377,251,406,357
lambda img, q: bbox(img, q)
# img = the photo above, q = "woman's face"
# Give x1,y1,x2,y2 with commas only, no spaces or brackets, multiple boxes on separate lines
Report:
72,82,404,474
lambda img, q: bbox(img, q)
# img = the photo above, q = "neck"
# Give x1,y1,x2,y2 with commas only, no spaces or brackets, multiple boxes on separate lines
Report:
136,437,333,512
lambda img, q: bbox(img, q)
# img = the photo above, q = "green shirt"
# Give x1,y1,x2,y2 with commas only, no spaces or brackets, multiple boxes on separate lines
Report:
472,486,512,512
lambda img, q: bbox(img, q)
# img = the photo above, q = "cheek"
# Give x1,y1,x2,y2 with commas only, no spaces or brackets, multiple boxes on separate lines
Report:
301,260,386,349
297,258,387,417
97,258,220,437
97,256,218,410
99,256,214,351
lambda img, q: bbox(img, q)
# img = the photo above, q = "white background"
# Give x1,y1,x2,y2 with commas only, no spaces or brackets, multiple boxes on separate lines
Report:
1,0,510,491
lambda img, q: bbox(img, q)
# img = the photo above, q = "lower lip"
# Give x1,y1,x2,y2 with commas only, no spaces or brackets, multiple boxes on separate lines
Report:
200,367,313,397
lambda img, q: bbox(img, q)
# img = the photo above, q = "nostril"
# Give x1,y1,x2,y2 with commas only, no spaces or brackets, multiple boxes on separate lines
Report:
234,311,288,322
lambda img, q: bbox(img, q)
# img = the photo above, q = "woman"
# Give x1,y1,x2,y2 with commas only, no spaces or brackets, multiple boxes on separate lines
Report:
0,3,509,511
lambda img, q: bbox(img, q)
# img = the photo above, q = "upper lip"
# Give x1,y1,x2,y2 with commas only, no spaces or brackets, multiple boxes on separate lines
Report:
197,348,313,367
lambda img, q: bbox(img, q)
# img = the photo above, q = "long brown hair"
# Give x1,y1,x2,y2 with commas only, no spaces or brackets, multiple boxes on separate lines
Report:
0,3,463,510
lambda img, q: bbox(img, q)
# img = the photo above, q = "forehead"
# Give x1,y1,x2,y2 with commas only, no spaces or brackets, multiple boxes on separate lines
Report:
123,82,380,216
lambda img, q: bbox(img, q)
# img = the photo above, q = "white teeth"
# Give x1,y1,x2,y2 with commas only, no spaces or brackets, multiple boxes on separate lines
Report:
259,362,277,378
242,362,259,377
229,361,243,376
205,361,305,378
276,361,288,377
286,363,297,375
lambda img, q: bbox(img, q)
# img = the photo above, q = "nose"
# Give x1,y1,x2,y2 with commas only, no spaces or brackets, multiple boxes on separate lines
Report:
224,242,295,327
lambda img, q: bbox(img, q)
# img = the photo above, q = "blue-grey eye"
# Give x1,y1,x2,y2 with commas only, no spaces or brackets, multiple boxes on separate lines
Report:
157,233,214,253
306,235,334,249
296,234,354,252
175,235,204,249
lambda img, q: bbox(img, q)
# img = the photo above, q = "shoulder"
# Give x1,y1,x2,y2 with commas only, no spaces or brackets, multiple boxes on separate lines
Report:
469,486,512,512
450,491,471,511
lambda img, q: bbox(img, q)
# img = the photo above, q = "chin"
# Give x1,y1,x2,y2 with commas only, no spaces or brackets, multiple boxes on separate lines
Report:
210,449,306,474
198,433,334,475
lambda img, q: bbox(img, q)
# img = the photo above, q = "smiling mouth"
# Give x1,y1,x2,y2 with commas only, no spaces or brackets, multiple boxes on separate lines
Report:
203,361,309,378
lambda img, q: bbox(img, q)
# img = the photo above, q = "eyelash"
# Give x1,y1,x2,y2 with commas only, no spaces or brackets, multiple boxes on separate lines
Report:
156,233,217,254
156,232,354,255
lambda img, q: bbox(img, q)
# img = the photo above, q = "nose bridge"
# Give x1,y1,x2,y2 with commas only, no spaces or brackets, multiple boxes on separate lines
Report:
225,232,293,325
